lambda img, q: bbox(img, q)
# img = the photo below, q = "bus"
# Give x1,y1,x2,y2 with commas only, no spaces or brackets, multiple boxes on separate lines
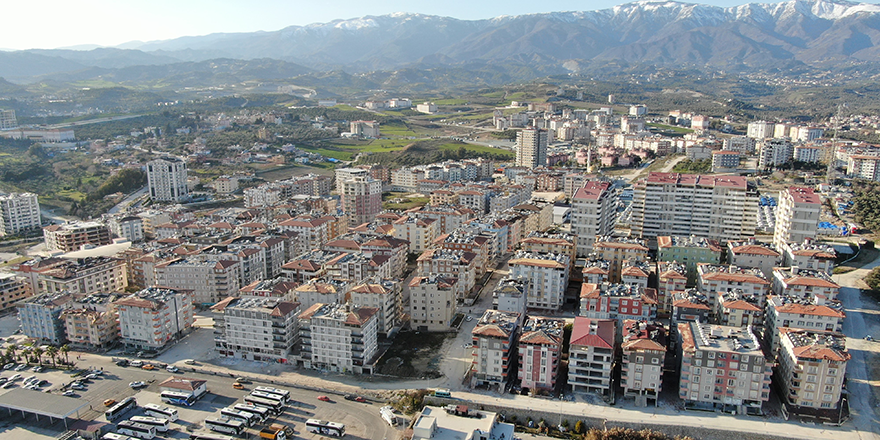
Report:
305,419,345,437
189,432,234,440
143,403,179,422
252,386,290,402
116,420,157,440
243,395,284,414
129,416,170,433
220,407,257,426
205,417,245,435
102,434,134,440
161,391,197,406
432,389,451,398
106,397,138,422
233,403,269,422
250,390,285,404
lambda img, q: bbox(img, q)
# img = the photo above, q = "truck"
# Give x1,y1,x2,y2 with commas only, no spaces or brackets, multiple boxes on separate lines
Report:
259,427,287,440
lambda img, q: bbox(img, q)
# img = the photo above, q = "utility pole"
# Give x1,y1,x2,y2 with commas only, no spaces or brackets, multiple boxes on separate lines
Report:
827,103,847,184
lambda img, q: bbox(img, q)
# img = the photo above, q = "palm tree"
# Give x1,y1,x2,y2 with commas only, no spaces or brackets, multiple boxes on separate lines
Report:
45,346,58,368
5,345,15,362
32,347,43,366
60,345,70,365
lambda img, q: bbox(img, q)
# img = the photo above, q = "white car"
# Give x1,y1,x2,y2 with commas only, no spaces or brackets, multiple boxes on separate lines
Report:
62,390,76,396
166,366,179,373
8,374,21,381
14,364,27,371
129,360,143,367
129,381,146,389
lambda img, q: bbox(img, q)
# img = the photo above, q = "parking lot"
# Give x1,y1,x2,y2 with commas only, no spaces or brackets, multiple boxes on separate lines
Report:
0,354,397,439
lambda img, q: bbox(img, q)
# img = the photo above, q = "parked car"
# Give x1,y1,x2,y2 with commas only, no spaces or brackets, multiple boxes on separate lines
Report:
70,384,86,390
129,381,146,389
344,394,367,402
166,366,179,373
8,374,20,381
141,364,155,371
31,366,43,373
85,373,100,380
317,395,332,402
103,399,117,407
129,360,143,367
115,360,129,367
62,390,76,396
14,364,27,371
235,377,250,383
1,382,13,389
232,382,244,390
183,359,197,365
2,363,14,370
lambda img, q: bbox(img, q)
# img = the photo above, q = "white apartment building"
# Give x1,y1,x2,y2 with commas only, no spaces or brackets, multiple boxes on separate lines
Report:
515,127,548,168
517,317,564,392
758,139,793,170
621,320,667,407
777,329,848,423
0,192,40,236
36,256,128,297
0,109,16,130
631,173,757,242
764,295,845,356
154,257,241,305
471,309,520,391
727,241,783,279
393,215,439,253
568,317,616,396
508,251,571,311
793,145,822,163
44,221,111,252
409,276,458,331
747,121,775,139
348,279,401,336
350,120,380,138
109,215,145,243
212,297,300,363
334,167,368,192
293,279,348,310
780,241,836,275
416,248,476,299
492,276,529,316
147,157,189,202
696,264,770,305
571,181,615,256
298,303,378,374
773,187,821,251
16,292,71,345
115,287,194,350
847,154,880,181
771,267,840,302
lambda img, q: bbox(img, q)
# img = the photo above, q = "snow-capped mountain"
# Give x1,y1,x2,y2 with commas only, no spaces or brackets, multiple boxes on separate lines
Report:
4,0,880,80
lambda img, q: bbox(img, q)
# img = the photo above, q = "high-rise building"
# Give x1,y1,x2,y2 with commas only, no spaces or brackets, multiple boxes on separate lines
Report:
776,329,848,423
471,309,520,391
340,176,382,226
43,221,111,252
631,173,758,242
773,187,821,251
211,297,300,363
571,181,615,256
568,317,616,396
758,139,793,170
515,127,548,168
0,192,40,236
517,317,564,392
147,157,189,202
0,110,16,130
115,287,194,350
747,121,775,139
298,302,379,374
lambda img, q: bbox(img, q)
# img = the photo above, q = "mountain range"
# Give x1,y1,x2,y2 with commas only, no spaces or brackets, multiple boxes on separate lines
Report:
3,0,880,88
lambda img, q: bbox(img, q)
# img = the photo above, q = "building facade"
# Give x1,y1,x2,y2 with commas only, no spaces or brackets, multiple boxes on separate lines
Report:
147,157,189,202
0,192,41,236
115,287,194,351
298,303,379,374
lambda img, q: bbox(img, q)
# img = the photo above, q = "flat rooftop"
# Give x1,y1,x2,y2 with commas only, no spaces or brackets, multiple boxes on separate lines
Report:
412,406,514,440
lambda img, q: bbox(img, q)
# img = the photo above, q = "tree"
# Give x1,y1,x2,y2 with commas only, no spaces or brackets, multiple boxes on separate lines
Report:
865,266,880,291
5,345,15,362
45,346,58,368
574,420,586,434
60,344,70,365
32,347,43,366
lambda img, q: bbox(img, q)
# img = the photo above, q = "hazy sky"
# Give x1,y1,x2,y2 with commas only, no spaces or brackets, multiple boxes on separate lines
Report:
4,0,879,50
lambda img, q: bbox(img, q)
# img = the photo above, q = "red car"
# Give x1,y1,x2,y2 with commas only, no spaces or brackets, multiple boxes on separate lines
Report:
344,394,367,402
317,395,332,402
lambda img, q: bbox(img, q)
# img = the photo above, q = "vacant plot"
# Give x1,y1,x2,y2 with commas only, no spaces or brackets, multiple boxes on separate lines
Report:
375,331,450,378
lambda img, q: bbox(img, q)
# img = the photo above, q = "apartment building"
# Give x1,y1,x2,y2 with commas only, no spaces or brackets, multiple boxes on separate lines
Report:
631,173,757,242
711,150,740,172
471,309,520,391
579,282,658,323
492,276,529,316
109,215,145,243
773,187,821,251
515,127,549,168
519,231,577,270
238,278,298,301
154,257,240,305
147,157,189,202
115,287,194,350
672,289,713,324
44,221,112,252
697,264,771,305
298,303,379,374
776,329,849,423
657,235,723,284
621,320,667,407
212,297,300,363
727,240,783,279
847,154,880,181
758,139,793,170
568,317,616,397
59,293,121,351
508,251,571,310
677,321,773,414
36,257,128,297
0,273,31,313
592,237,649,283
340,176,382,227
409,276,458,332
780,241,836,275
278,215,335,255
621,260,651,289
656,261,687,318
393,215,439,253
571,182,616,256
350,120,380,138
17,292,72,345
416,248,476,299
517,317,564,392
716,290,762,327
434,230,490,277
348,279,402,336
771,267,840,302
0,192,41,236
764,295,845,356
409,205,474,235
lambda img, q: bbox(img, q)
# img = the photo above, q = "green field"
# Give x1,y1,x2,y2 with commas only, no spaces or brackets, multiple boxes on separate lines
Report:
648,123,694,134
381,122,419,137
433,99,469,105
